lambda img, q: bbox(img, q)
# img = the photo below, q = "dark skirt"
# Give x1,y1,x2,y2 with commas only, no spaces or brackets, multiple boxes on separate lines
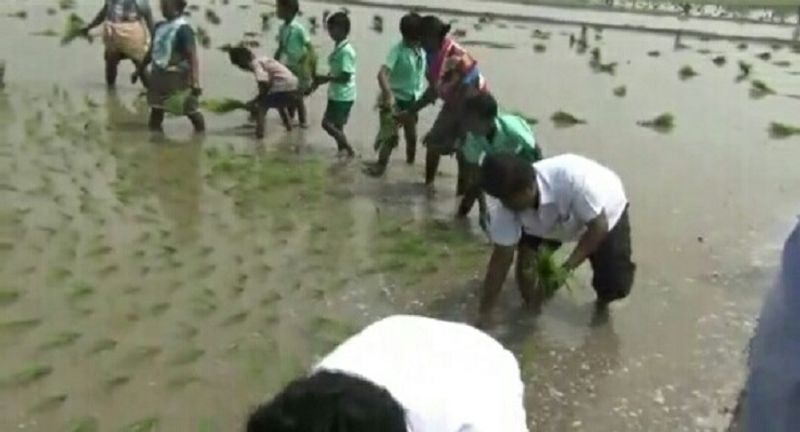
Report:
147,66,198,115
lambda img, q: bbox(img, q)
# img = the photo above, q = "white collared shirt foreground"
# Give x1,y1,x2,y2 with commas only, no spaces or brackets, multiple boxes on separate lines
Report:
489,154,628,246
316,315,529,432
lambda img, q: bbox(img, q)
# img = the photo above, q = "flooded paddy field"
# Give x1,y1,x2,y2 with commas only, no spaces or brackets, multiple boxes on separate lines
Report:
1,0,799,430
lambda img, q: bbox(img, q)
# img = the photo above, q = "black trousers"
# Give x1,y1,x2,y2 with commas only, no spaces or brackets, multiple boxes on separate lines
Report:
520,206,636,303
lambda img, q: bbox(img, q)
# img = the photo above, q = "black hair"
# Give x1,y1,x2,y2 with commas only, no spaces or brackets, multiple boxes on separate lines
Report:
246,371,408,432
464,92,498,120
327,11,351,34
227,46,254,67
420,15,450,41
399,12,422,41
277,0,299,15
480,153,536,200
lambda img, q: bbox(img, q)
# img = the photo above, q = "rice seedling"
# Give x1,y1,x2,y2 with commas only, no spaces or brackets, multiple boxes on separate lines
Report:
768,122,800,139
737,61,753,78
149,302,170,317
196,26,212,49
7,10,28,19
527,248,572,298
121,416,160,432
551,111,586,127
169,347,205,365
29,394,68,413
201,98,248,114
86,243,112,257
678,65,698,79
712,55,726,66
593,61,617,75
260,292,282,308
104,375,130,392
613,85,627,97
47,7,57,15
531,29,550,40
59,0,76,10
773,60,791,67
0,317,42,334
221,311,248,327
372,15,383,32
750,80,775,98
65,416,98,432
737,42,748,50
0,289,20,307
205,9,221,25
533,43,546,53
637,113,675,132
0,364,53,388
62,14,90,45
647,50,660,57
98,264,120,277
756,52,772,61
121,345,162,367
39,331,81,351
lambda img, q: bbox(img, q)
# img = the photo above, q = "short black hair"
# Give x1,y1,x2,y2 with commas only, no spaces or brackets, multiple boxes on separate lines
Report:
227,46,254,67
464,92,498,120
277,0,299,15
420,15,450,40
399,12,422,41
480,153,536,200
327,11,350,34
246,371,408,432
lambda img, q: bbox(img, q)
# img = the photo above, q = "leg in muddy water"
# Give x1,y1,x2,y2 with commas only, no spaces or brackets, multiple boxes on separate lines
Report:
322,120,353,156
403,116,418,164
149,108,165,132
255,104,267,139
188,112,206,133
104,50,122,87
589,207,635,306
278,107,292,131
296,95,308,128
425,149,441,186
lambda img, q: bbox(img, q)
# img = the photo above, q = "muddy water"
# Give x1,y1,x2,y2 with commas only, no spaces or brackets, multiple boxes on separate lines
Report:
2,1,799,431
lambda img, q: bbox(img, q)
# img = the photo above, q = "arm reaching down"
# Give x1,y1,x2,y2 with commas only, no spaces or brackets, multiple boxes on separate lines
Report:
563,212,609,271
476,245,516,328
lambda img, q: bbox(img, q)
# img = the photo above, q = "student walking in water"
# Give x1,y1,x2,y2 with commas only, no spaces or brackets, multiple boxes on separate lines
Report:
139,0,205,133
366,12,426,177
228,46,300,139
82,0,154,87
311,12,357,158
275,0,312,128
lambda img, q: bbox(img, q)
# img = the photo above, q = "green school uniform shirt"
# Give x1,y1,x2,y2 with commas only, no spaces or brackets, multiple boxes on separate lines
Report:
461,113,541,165
328,39,357,102
277,17,310,69
384,41,426,102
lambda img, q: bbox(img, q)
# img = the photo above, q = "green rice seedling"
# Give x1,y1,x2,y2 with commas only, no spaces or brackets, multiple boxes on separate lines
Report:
773,60,791,67
69,282,95,301
121,345,161,367
47,7,57,15
104,375,130,392
98,264,120,277
529,247,572,298
0,364,53,388
221,311,248,327
712,55,726,66
59,0,76,10
737,42,748,50
0,290,20,307
678,65,698,79
7,10,27,19
259,292,282,308
697,48,711,55
201,98,248,114
594,61,617,75
637,113,675,132
86,244,112,257
39,331,81,351
768,122,800,139
120,416,159,432
533,43,546,53
196,26,211,49
531,29,550,40
29,394,67,413
149,302,170,317
551,111,586,127
205,9,221,25
169,347,205,365
0,318,42,334
613,85,627,97
49,266,73,281
62,14,90,45
647,50,660,57
750,80,775,98
65,416,98,432
756,51,771,61
738,61,752,78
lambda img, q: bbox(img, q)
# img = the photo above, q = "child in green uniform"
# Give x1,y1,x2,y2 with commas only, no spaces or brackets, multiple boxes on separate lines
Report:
312,12,356,157
367,12,426,176
275,0,311,128
461,93,542,227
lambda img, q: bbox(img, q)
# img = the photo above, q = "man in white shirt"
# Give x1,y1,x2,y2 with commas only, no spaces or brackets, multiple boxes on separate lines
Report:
477,153,635,327
245,315,529,432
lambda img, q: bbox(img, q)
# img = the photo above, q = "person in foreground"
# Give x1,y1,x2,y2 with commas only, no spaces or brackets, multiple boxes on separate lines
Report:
477,153,635,327
82,0,154,88
743,219,800,431
246,315,529,432
228,46,299,138
138,0,205,133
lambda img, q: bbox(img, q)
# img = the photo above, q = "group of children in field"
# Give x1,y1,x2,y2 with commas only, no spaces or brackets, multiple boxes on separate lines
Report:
86,0,542,222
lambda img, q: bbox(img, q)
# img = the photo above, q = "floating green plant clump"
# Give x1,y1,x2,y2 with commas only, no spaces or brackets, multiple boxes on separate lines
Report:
62,14,90,45
637,113,675,132
768,122,800,139
529,247,572,298
551,110,586,127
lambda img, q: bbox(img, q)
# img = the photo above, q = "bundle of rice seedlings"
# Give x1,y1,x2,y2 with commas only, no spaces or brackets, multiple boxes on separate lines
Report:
61,13,90,45
613,85,627,97
373,106,399,152
551,110,586,127
205,9,221,25
163,89,192,115
678,65,698,79
768,122,800,139
637,113,675,132
531,247,572,298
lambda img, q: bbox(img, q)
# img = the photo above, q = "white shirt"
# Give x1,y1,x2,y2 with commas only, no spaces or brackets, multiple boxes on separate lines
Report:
315,315,529,432
251,56,298,93
489,154,628,246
